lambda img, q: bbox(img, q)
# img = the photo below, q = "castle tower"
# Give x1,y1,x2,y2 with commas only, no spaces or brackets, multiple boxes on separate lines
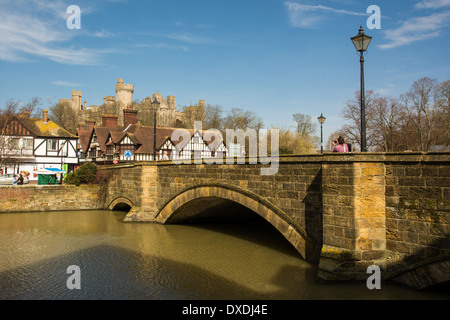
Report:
152,90,162,103
103,96,116,105
115,78,134,108
167,95,176,110
71,89,82,111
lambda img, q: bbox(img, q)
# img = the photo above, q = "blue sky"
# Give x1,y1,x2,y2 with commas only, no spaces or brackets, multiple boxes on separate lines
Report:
1,0,449,142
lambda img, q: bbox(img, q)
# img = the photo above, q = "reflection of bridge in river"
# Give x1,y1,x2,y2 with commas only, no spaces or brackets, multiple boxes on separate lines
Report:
102,153,450,290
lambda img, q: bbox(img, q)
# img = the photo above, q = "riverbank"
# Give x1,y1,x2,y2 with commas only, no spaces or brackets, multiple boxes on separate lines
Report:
0,184,105,213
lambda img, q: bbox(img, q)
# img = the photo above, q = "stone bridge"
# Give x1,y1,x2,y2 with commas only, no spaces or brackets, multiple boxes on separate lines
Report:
99,153,450,289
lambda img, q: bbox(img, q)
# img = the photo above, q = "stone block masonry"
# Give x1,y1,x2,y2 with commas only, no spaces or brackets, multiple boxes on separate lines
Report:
1,152,449,288
0,185,105,213
96,152,450,288
384,154,450,288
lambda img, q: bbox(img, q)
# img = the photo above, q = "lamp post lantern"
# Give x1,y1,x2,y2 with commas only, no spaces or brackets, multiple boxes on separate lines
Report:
317,113,326,153
152,97,160,160
351,25,372,152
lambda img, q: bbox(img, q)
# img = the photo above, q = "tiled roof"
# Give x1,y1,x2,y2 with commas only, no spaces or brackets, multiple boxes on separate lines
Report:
2,115,77,139
79,121,226,155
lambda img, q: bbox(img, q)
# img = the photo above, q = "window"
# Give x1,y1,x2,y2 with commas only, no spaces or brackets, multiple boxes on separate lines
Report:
193,150,201,159
119,145,134,156
23,139,33,150
89,148,96,159
47,139,58,151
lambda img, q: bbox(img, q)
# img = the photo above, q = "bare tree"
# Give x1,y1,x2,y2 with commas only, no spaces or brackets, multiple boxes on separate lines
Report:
341,90,379,151
0,99,21,171
292,113,317,137
434,80,450,147
401,77,438,151
204,104,224,130
223,108,263,131
21,97,42,117
49,102,80,135
371,97,403,151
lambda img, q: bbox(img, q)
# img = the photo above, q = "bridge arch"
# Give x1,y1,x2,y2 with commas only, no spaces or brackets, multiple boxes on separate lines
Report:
107,196,134,212
387,256,450,289
155,184,321,263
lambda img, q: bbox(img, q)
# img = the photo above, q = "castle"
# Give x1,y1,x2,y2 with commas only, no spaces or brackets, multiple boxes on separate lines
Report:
59,78,205,128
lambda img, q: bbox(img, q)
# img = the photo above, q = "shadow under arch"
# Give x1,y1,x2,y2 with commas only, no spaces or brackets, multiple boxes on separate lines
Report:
155,184,322,263
107,196,134,212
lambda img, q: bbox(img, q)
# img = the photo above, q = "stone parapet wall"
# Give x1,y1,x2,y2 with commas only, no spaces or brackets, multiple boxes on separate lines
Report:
383,154,450,287
0,184,104,212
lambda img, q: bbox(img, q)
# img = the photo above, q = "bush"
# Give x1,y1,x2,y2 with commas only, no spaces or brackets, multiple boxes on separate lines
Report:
76,162,98,184
64,163,98,186
64,172,81,186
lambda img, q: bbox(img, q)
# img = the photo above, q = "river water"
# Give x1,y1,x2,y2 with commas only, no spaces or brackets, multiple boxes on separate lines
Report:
0,210,448,300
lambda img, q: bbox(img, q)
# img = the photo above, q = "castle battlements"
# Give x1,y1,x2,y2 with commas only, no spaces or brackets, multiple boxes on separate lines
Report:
115,78,134,93
62,77,205,128
72,89,82,97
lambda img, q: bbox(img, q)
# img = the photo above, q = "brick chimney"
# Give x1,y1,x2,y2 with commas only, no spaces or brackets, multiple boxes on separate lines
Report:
43,110,48,123
19,110,31,119
85,119,96,131
102,114,119,127
123,109,138,127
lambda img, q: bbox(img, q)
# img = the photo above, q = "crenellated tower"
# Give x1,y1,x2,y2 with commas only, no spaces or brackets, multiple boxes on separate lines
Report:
59,89,82,113
115,78,134,108
72,90,82,111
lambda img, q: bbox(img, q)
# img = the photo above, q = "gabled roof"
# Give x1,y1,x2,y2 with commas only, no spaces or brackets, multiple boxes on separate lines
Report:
79,120,227,156
77,127,93,153
2,115,77,139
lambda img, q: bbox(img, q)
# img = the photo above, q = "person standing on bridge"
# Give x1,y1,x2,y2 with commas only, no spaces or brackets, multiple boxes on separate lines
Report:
332,136,349,153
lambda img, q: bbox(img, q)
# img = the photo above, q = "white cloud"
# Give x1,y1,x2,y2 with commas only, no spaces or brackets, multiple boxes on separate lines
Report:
284,2,367,28
0,1,104,65
137,31,215,46
415,0,450,9
134,43,189,52
378,11,450,49
52,80,85,87
163,33,213,44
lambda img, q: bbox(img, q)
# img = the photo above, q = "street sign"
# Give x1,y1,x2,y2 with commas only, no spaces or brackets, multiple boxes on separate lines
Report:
124,150,132,158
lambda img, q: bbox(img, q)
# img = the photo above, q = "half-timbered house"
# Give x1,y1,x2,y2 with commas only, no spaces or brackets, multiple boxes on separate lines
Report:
0,110,78,179
78,109,228,164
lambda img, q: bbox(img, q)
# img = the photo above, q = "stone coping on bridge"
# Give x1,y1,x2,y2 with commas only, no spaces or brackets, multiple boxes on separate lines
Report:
98,152,450,169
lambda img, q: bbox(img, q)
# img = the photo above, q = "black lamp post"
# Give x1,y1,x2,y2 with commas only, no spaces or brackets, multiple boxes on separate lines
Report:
351,25,372,152
152,97,160,160
317,113,326,153
58,140,67,183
